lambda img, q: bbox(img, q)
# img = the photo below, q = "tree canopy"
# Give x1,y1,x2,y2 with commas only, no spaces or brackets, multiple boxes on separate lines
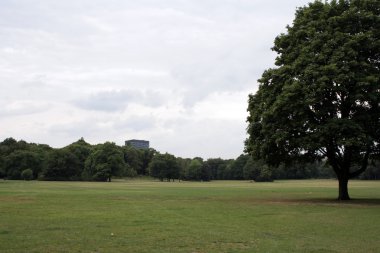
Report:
83,142,128,182
0,136,378,182
246,0,380,200
148,153,180,181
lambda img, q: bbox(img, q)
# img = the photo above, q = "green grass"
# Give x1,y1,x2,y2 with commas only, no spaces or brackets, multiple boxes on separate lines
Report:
0,179,379,253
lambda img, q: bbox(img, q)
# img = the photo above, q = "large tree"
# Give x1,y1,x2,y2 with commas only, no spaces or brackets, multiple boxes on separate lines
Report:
83,142,129,182
148,153,180,181
43,149,82,181
246,0,380,200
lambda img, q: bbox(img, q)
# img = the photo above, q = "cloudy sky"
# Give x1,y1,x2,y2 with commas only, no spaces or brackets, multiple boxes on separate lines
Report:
0,0,311,159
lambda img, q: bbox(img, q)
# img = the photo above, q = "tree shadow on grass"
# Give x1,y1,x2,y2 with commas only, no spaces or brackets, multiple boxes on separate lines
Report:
231,196,380,207
292,198,380,206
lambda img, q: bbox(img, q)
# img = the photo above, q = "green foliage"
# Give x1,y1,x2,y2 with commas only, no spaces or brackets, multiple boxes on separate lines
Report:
271,161,333,180
83,142,129,182
122,146,142,174
229,154,249,179
0,136,375,182
255,165,273,182
200,162,212,181
21,169,33,181
178,157,212,181
0,138,52,179
243,157,264,180
201,158,234,180
0,161,5,178
148,156,166,180
148,153,180,181
246,0,380,199
203,158,226,180
359,160,380,180
4,150,43,180
43,149,82,181
122,146,156,175
0,138,27,155
40,138,91,181
176,157,192,179
140,148,156,175
184,159,203,180
64,138,92,172
243,157,274,182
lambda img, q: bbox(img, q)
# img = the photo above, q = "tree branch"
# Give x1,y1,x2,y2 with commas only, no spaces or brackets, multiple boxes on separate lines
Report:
318,148,327,156
326,146,341,176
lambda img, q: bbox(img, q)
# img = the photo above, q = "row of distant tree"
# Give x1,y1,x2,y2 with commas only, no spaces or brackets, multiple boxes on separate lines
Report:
0,137,379,182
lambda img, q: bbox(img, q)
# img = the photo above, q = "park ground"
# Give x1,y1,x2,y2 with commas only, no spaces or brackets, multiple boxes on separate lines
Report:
0,179,379,253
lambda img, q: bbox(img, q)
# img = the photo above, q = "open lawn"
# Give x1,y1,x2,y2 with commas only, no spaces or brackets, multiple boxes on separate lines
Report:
0,179,379,253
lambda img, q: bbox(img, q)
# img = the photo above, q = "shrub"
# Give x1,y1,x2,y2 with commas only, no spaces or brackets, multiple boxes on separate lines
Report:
255,165,273,182
21,169,33,181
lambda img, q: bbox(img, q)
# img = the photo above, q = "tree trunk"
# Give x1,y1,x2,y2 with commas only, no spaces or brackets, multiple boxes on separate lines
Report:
338,177,350,200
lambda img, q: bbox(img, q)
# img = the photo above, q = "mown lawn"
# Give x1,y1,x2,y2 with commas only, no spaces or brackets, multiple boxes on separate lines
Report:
0,179,379,253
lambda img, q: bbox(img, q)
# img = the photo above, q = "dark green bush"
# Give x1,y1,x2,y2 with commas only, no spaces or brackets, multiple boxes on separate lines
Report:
21,169,33,181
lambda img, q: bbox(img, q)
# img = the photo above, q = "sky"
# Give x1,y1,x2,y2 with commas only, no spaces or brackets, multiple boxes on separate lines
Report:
0,0,311,159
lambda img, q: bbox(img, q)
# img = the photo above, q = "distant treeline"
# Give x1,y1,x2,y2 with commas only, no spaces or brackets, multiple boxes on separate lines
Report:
0,138,379,182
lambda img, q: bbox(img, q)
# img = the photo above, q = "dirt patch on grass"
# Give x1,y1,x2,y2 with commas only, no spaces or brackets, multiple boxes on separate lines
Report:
211,241,251,250
0,196,36,203
110,196,130,201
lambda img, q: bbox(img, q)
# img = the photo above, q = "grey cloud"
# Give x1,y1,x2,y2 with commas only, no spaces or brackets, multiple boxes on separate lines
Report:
143,90,167,107
47,116,155,146
153,117,246,159
0,0,313,158
73,89,167,111
173,57,258,107
114,116,156,132
0,100,51,117
48,120,101,140
74,90,140,112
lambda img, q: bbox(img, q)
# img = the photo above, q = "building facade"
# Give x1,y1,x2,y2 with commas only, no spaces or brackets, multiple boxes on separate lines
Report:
125,139,149,149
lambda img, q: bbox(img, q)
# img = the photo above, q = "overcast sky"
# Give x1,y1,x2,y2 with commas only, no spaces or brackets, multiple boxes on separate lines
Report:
0,0,311,159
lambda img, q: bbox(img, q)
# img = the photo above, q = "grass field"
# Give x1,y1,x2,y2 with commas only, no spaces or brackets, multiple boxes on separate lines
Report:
0,179,379,253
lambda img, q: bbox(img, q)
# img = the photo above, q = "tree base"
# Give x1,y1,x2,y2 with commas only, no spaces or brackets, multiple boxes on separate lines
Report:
338,178,350,200
337,196,351,201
